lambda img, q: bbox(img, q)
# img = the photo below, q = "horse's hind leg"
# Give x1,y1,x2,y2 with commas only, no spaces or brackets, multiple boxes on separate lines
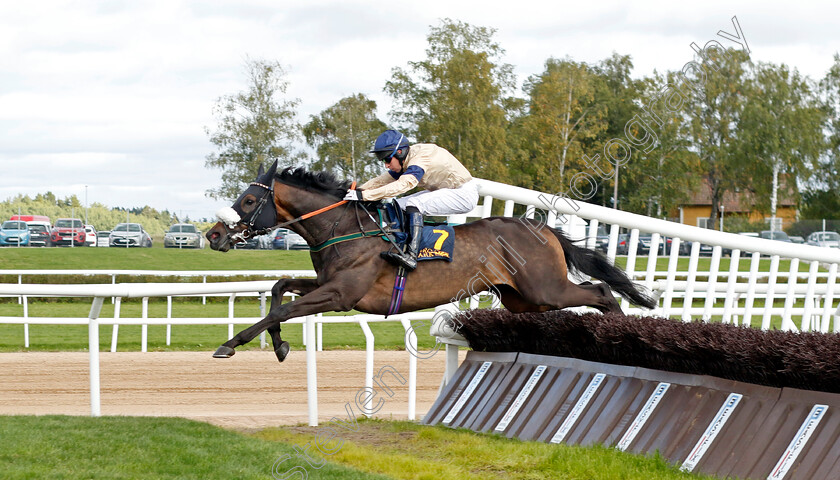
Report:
498,282,621,314
566,282,621,313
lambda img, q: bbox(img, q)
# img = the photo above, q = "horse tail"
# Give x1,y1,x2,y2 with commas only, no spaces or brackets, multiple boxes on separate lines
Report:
550,228,657,309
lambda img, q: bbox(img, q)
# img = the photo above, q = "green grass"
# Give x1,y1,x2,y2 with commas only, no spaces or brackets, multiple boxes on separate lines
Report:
0,416,719,480
252,419,719,480
0,416,390,480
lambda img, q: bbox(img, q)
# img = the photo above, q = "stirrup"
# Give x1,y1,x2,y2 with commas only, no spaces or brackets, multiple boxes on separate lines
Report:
380,250,417,270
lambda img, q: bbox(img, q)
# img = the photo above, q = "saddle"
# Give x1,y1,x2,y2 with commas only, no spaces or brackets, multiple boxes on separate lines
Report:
376,201,455,262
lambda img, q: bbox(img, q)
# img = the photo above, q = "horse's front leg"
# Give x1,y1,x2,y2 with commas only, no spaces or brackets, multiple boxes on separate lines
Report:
212,280,366,362
266,278,320,362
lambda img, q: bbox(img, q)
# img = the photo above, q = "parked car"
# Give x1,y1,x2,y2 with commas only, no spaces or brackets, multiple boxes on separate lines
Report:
760,230,792,242
0,220,30,246
615,233,638,255
806,231,840,249
96,231,110,247
164,223,205,249
271,228,308,250
592,235,610,253
722,232,759,257
26,223,51,247
51,218,85,246
12,215,51,246
84,225,98,247
109,223,152,247
789,235,805,244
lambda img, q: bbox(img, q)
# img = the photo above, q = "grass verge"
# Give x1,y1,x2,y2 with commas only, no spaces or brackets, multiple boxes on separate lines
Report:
252,418,720,480
0,415,720,480
0,415,390,480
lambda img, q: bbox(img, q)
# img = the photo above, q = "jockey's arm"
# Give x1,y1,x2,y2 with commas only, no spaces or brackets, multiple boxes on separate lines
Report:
361,168,422,201
359,171,395,191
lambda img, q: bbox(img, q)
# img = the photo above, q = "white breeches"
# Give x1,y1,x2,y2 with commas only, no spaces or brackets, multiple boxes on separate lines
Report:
395,180,479,216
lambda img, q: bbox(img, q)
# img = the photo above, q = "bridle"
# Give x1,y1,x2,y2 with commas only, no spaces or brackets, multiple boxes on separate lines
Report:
226,180,358,244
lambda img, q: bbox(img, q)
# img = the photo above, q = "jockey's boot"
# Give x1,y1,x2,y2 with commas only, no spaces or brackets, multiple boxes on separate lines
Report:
381,207,423,271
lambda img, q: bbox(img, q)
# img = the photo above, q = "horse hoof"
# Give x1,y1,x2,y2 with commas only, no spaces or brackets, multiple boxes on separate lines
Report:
213,345,236,358
275,341,290,363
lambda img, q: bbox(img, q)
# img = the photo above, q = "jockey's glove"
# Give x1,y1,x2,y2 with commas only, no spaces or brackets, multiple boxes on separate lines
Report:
343,189,364,201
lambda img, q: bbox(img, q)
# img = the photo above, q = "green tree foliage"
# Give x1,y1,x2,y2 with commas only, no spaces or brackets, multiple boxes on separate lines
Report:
0,194,181,235
205,57,301,201
593,53,643,208
514,58,607,193
384,19,514,181
680,48,752,228
302,94,387,181
805,54,840,216
622,71,701,218
738,62,825,216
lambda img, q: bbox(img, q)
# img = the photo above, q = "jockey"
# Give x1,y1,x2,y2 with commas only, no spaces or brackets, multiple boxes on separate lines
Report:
343,129,478,270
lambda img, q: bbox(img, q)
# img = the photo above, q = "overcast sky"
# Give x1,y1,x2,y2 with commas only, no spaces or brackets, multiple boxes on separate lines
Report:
2,0,838,221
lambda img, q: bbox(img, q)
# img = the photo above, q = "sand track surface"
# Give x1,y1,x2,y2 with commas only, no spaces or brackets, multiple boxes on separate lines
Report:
0,350,465,428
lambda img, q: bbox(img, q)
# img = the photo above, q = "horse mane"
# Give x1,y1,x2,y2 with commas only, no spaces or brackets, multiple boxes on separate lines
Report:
275,167,353,199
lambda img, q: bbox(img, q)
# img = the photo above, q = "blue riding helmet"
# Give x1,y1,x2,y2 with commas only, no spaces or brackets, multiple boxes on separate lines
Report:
371,130,410,162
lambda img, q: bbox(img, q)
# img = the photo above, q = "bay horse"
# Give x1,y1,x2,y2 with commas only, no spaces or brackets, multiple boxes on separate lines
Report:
206,161,656,362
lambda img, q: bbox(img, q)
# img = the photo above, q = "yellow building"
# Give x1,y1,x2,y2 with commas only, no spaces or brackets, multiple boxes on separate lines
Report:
677,179,797,230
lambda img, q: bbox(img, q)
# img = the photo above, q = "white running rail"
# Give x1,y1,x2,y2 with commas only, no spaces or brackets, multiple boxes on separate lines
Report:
470,179,840,332
0,281,429,426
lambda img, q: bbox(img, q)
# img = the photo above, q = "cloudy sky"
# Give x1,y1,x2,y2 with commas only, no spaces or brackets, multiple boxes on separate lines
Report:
1,0,838,221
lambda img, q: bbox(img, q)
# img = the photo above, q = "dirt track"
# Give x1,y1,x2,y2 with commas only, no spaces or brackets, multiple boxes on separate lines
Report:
0,350,466,429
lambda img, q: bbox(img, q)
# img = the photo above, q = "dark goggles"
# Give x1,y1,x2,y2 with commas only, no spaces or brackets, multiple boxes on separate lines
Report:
375,149,397,163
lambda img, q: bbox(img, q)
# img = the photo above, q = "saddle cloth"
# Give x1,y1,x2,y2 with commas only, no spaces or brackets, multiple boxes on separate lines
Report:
417,225,455,262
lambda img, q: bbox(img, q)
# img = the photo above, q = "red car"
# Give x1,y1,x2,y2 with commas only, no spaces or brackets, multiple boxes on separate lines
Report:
51,218,86,246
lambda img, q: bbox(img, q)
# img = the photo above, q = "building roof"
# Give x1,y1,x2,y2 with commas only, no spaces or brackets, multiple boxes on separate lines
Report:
683,177,796,212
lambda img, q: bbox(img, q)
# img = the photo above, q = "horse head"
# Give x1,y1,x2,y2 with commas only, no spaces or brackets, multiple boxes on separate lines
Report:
206,160,279,252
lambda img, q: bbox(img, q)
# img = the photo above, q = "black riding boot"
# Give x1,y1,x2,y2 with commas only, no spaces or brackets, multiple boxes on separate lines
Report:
381,207,423,271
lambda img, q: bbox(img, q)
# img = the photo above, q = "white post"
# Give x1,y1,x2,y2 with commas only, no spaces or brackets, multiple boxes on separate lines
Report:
141,297,148,352
761,255,781,330
306,315,318,426
110,297,121,352
822,263,838,333
166,296,172,346
743,252,762,327
681,241,700,322
702,246,722,322
359,320,374,416
721,250,741,324
23,295,29,348
88,296,104,417
781,259,800,331
644,232,660,295
228,293,235,339
661,237,681,318
400,318,417,421
802,261,820,332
